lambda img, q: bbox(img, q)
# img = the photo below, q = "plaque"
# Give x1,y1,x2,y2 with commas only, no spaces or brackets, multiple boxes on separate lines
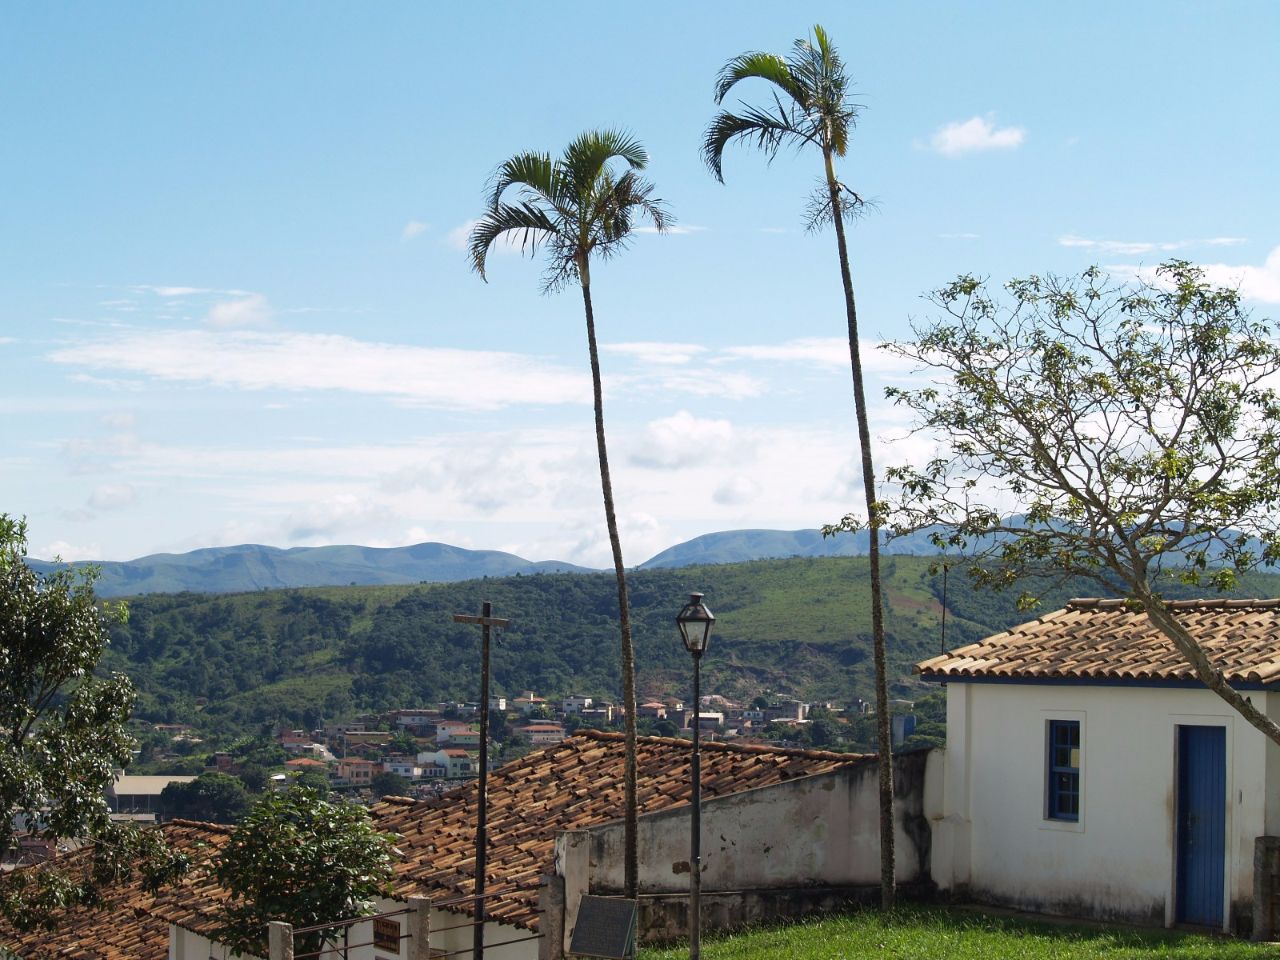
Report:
569,895,637,959
373,917,401,954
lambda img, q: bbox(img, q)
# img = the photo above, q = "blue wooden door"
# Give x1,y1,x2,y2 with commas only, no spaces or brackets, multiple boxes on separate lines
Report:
1176,725,1226,926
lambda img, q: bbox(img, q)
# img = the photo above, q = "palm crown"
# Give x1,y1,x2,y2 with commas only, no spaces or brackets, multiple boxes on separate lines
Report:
702,24,858,183
469,129,669,291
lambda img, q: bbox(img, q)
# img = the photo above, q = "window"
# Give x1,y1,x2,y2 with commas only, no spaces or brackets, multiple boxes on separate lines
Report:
1047,719,1081,821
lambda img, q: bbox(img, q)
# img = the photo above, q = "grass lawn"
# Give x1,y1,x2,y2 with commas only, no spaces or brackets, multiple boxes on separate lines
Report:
638,906,1275,959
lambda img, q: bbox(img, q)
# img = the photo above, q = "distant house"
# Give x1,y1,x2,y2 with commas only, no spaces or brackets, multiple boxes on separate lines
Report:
516,723,566,745
561,695,593,715
511,692,548,715
637,701,667,720
106,774,197,819
434,722,475,746
285,757,328,772
920,598,1280,935
337,757,377,786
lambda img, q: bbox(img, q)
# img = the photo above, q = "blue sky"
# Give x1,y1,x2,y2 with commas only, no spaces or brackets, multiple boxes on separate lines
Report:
4,1,1278,566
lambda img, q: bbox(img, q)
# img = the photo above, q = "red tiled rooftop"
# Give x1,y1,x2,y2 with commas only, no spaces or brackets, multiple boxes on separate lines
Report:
917,598,1280,684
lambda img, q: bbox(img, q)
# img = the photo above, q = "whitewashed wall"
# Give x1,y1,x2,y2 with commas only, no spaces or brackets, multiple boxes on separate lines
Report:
930,682,1277,931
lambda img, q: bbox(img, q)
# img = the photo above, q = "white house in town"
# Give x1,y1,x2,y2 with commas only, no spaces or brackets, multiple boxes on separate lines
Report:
919,597,1280,934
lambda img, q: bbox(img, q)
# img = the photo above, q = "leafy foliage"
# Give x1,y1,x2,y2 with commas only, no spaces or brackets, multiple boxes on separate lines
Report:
0,514,186,929
160,772,250,824
876,262,1280,742
214,787,395,957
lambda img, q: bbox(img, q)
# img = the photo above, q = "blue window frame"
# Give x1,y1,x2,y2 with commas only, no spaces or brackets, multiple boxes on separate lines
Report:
1047,719,1081,821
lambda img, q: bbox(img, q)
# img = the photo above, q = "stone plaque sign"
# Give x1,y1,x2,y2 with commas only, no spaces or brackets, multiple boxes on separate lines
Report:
569,895,637,959
373,917,401,954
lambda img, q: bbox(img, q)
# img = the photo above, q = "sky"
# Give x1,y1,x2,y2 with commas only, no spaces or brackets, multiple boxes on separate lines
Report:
3,1,1278,568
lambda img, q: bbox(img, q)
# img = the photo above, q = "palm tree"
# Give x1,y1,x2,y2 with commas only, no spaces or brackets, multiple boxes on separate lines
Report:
702,26,896,908
469,129,669,899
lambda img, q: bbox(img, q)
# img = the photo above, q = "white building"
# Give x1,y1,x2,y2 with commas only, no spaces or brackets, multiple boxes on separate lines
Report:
561,695,593,715
920,597,1280,935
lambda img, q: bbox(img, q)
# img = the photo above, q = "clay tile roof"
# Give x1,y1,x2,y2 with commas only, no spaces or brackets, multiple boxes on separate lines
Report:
0,820,230,960
916,598,1280,684
4,733,869,955
373,729,870,932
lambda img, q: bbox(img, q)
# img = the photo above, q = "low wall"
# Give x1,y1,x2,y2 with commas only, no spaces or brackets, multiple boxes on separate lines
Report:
555,749,934,946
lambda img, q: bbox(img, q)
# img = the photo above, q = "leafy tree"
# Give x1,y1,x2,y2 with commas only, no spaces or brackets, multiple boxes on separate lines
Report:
388,729,420,756
293,768,332,794
0,516,184,929
704,25,896,906
369,771,410,799
161,772,250,824
238,764,269,793
884,261,1280,744
214,787,395,957
469,129,670,898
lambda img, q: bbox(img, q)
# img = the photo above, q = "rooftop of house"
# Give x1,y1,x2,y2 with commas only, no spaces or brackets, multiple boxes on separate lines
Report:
916,598,1280,685
2,732,872,956
0,820,228,960
108,774,198,796
372,729,870,931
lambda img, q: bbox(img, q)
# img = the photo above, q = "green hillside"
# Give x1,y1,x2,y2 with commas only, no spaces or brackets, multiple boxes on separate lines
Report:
103,556,1280,744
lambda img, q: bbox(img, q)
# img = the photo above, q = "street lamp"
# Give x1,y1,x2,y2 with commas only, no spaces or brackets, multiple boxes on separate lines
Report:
675,592,714,960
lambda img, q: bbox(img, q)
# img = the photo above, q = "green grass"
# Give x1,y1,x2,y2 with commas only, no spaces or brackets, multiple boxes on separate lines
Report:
638,906,1273,959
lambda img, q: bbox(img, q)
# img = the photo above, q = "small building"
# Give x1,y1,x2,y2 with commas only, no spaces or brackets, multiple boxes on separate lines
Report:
919,598,1280,935
516,723,566,745
337,757,377,786
561,694,593,715
637,701,667,720
106,774,197,818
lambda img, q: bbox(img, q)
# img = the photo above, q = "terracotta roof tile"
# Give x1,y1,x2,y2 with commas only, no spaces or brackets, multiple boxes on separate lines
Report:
5,732,870,953
917,598,1280,684
374,729,869,931
0,821,229,960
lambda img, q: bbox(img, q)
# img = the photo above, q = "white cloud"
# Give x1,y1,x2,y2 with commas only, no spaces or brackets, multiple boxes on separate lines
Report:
134,285,210,298
37,540,102,562
1197,246,1280,304
49,329,592,410
713,476,759,506
930,115,1025,155
1061,235,1250,256
206,292,272,328
1107,246,1280,305
723,336,850,369
100,412,136,429
630,411,739,469
402,220,429,241
634,224,707,235
0,337,14,345
602,342,707,366
88,483,136,511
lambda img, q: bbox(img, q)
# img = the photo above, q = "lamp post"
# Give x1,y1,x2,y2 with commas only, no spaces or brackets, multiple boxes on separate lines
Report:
675,592,714,960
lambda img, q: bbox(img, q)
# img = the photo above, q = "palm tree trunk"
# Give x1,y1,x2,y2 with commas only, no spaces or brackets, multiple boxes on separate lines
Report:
825,151,895,910
580,272,640,899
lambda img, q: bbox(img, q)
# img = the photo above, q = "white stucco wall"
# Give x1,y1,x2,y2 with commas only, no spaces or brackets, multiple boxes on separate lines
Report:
932,682,1275,931
577,753,932,896
171,898,540,960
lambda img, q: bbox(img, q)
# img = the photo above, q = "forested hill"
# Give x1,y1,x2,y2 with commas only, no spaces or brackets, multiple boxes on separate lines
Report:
103,555,1280,742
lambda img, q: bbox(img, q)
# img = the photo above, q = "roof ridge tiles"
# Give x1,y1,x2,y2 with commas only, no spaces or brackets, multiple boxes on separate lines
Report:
574,728,871,763
1068,597,1280,611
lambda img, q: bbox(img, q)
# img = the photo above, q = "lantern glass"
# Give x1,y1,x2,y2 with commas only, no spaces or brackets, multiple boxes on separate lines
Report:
676,592,715,655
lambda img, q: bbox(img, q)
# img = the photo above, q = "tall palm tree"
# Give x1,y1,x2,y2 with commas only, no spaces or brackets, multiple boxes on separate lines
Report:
469,129,669,899
702,26,896,908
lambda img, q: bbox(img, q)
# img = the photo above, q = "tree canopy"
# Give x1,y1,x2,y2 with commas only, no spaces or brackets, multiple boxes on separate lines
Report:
880,261,1280,741
214,787,396,957
0,515,185,928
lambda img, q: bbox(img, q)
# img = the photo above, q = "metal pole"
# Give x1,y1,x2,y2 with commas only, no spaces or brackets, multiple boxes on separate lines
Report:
475,600,492,960
690,650,701,960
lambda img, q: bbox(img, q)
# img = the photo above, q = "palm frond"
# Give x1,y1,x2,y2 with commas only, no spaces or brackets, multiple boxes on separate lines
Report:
702,105,808,181
712,51,804,107
467,202,558,281
487,152,557,210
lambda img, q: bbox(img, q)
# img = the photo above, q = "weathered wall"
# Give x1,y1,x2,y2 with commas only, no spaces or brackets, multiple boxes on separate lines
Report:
931,683,1275,933
584,751,931,895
